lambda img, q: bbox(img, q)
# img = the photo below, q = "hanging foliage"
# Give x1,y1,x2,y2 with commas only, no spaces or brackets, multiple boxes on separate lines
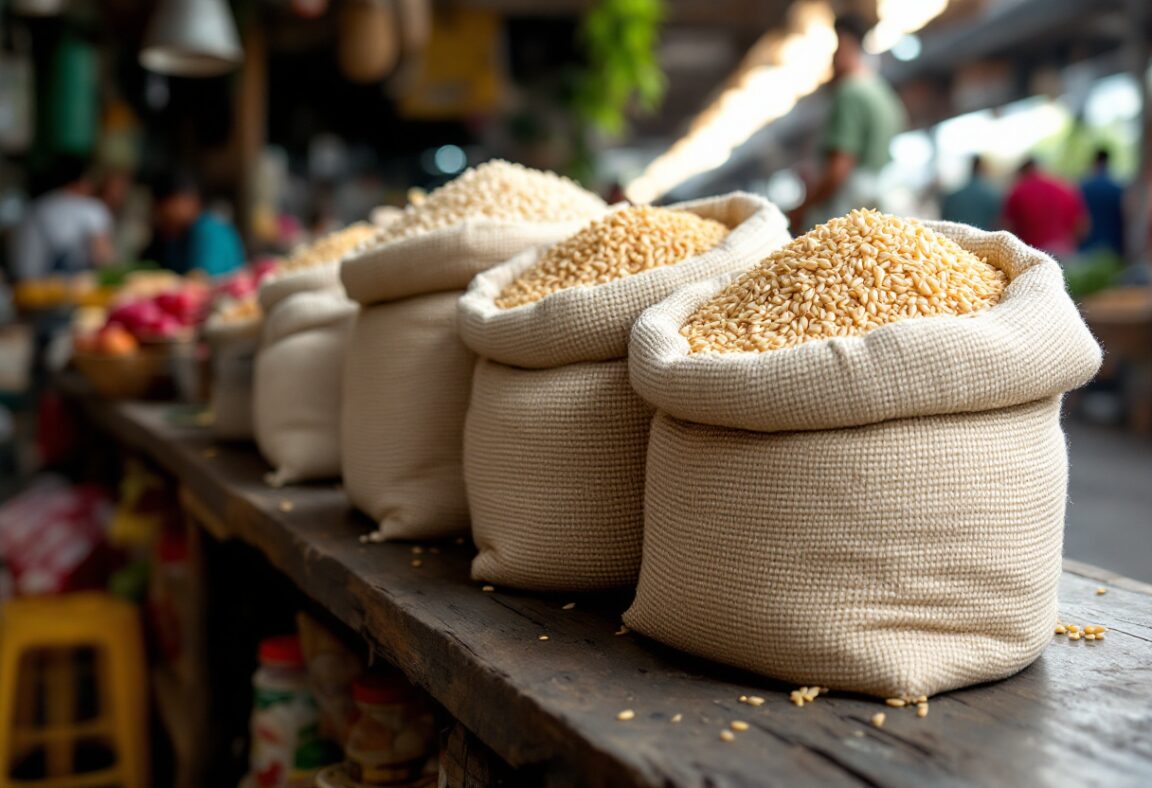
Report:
572,0,666,137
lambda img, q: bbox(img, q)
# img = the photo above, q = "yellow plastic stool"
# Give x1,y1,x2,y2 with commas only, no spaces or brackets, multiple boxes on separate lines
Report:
0,592,148,788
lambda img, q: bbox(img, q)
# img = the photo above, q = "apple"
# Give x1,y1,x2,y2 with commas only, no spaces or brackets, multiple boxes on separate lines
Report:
97,324,139,356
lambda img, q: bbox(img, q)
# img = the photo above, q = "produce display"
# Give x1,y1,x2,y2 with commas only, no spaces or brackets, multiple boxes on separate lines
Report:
371,160,607,246
682,209,1008,352
493,205,731,309
624,218,1103,699
460,193,790,591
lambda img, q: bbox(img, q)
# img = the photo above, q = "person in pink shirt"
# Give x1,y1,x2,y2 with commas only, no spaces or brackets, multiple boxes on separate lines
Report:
1002,158,1087,259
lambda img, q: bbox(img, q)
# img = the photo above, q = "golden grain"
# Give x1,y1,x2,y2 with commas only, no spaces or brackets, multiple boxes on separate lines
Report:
682,209,1006,353
495,206,729,308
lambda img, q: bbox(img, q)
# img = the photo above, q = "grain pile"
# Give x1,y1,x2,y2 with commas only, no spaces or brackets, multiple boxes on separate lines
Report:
681,209,1008,353
211,295,260,326
279,222,378,274
375,160,606,245
494,206,730,309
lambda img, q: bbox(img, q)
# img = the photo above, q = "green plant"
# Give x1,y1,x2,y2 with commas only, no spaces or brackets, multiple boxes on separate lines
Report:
572,0,666,137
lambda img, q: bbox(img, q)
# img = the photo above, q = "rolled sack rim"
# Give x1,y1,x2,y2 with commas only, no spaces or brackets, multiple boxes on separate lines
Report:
258,260,345,314
340,217,601,307
628,220,1104,433
457,192,790,369
261,289,358,347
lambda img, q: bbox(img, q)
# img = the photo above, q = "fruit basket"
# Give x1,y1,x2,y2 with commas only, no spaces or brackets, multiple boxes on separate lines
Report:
72,349,168,399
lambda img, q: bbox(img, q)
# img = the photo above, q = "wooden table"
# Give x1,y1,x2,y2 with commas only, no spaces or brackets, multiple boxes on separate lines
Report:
69,392,1152,787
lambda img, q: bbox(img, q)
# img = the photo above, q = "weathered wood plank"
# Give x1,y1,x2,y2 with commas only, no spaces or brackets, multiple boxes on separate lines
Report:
69,392,1152,787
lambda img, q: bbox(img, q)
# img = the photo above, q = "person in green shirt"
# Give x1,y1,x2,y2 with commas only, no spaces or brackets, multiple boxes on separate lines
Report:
789,14,907,232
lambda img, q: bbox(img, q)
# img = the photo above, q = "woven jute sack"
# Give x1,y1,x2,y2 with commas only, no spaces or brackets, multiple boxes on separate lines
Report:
254,290,357,486
341,217,596,540
459,193,791,590
258,260,343,314
624,222,1103,699
203,315,261,441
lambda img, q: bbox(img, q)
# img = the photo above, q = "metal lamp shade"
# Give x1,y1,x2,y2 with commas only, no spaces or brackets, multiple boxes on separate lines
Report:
140,0,243,77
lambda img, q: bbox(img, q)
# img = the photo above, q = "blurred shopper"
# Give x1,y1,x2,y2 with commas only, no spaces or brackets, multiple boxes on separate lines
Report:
1079,148,1126,257
941,156,1001,231
1003,159,1086,259
788,14,906,231
145,173,244,276
98,169,151,263
8,156,113,281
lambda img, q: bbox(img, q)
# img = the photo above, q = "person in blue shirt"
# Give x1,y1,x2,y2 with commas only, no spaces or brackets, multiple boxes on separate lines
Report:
941,155,1001,231
144,173,245,277
1079,148,1126,257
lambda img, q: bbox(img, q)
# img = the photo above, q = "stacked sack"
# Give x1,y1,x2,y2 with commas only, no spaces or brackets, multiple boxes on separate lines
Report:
624,210,1102,700
203,296,262,441
254,223,375,486
340,161,606,541
458,194,790,591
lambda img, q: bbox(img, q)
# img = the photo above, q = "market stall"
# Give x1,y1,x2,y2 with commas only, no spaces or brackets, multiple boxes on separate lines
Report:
60,382,1152,787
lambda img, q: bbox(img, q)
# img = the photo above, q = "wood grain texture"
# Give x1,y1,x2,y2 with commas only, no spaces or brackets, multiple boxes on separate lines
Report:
69,392,1152,787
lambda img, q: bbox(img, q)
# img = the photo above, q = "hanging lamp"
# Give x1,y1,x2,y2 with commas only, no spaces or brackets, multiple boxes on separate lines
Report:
139,0,243,77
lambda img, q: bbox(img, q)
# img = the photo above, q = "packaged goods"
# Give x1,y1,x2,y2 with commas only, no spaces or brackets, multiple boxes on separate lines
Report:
254,290,356,486
343,672,437,786
624,217,1102,699
245,636,341,787
341,162,606,541
459,194,790,590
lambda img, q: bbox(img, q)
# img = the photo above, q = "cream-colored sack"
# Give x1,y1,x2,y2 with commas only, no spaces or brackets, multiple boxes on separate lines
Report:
459,194,791,590
204,315,261,441
254,290,357,486
624,222,1102,699
258,261,344,314
341,217,597,540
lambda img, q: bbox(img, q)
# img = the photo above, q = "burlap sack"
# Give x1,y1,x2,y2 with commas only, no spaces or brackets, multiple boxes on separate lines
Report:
203,314,261,441
624,222,1103,699
258,261,343,314
459,194,791,590
254,290,357,486
341,217,597,540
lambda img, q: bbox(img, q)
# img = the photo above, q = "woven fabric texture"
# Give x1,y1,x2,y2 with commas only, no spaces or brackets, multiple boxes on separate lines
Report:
623,221,1103,698
253,291,356,486
341,219,597,306
629,222,1102,433
342,291,475,540
457,193,790,369
258,261,344,313
467,358,655,590
624,401,1067,699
